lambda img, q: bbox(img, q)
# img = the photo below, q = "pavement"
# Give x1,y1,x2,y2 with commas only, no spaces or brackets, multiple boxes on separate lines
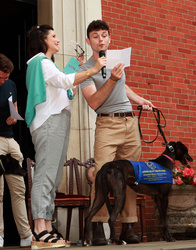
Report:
3,240,196,250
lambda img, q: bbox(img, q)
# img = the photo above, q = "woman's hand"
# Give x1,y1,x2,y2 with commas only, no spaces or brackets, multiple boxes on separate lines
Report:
77,54,85,66
93,57,107,73
72,86,78,97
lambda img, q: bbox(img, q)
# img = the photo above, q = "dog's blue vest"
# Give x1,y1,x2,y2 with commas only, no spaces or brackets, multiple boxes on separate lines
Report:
130,161,173,184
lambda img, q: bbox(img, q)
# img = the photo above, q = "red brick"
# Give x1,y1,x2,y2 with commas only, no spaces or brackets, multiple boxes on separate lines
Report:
102,0,196,241
143,36,158,43
159,49,172,55
178,48,192,54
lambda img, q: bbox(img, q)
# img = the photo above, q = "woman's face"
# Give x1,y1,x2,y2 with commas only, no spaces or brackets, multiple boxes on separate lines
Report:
44,30,60,56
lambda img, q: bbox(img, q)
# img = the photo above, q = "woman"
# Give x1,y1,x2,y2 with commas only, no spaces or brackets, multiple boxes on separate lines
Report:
25,24,106,249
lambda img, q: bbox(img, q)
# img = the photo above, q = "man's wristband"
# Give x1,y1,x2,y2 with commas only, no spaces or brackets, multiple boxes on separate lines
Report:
110,76,118,82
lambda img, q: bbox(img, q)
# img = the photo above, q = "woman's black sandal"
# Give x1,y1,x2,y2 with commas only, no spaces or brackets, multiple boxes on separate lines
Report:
49,227,64,240
49,228,71,247
31,230,65,249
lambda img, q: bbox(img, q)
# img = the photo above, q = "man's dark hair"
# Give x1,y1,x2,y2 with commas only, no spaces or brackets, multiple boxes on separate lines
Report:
87,20,110,39
0,53,14,73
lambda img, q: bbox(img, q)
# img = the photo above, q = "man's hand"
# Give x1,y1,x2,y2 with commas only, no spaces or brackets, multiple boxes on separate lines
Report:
139,98,156,111
110,63,125,81
6,116,17,125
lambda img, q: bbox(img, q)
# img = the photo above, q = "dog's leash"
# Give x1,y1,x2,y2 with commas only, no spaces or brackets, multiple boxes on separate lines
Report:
137,105,168,144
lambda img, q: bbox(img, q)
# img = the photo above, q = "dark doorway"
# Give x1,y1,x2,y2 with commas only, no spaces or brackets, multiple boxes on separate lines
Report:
0,0,37,246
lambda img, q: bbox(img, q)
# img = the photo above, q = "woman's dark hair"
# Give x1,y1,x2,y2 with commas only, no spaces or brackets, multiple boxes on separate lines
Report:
87,20,110,39
27,24,54,60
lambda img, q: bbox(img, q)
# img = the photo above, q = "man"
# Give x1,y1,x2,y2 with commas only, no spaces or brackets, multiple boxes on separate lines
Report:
0,53,33,248
79,20,155,245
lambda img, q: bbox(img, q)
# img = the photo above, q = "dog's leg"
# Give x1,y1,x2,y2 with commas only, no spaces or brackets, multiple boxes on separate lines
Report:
102,165,127,245
108,192,126,245
83,199,105,246
154,195,175,242
160,195,175,242
105,169,127,245
83,176,106,246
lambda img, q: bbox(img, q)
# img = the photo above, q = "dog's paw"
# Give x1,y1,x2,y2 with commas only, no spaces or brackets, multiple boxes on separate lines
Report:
116,240,126,245
82,240,90,247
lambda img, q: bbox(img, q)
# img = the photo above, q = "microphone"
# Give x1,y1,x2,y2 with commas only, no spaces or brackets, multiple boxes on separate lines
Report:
99,50,106,78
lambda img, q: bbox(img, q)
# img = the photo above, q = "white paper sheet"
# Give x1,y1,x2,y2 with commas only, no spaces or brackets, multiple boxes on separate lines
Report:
8,96,24,120
106,47,132,69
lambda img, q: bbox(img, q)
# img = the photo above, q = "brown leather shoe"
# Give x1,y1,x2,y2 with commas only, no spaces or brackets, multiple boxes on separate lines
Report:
92,222,108,246
119,223,140,244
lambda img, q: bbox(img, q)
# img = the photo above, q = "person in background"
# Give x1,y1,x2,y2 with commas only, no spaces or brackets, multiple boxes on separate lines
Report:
25,24,105,249
79,20,155,246
0,53,33,248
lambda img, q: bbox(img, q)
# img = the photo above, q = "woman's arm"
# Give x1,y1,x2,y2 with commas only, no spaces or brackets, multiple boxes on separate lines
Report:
43,57,106,90
73,57,106,86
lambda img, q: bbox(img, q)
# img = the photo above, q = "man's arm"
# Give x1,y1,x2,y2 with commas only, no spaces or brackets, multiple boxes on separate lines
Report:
125,84,155,110
82,79,116,110
6,102,17,125
82,62,124,110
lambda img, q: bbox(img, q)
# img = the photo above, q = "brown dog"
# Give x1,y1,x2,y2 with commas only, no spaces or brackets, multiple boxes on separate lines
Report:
83,141,193,245
0,154,26,176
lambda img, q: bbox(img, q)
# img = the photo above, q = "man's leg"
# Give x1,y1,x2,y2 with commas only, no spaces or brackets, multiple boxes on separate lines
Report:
5,138,32,239
0,176,4,240
116,116,141,243
0,137,32,247
5,174,32,239
92,116,127,221
0,137,10,245
92,116,132,245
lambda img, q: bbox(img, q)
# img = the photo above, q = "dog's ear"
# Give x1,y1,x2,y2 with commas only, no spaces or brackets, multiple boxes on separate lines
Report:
176,141,188,153
168,141,176,147
176,141,193,162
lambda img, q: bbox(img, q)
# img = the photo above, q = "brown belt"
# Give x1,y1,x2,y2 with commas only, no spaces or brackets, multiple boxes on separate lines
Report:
97,112,135,117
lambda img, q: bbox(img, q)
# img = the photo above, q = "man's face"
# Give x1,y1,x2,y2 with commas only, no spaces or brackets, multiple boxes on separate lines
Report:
86,29,111,54
0,70,10,86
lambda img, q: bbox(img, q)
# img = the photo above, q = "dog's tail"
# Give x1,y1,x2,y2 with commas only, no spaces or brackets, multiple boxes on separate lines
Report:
100,163,112,215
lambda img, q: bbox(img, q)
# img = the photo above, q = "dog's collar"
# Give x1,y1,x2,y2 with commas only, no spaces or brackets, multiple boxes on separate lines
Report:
162,154,175,164
0,160,5,172
166,144,175,152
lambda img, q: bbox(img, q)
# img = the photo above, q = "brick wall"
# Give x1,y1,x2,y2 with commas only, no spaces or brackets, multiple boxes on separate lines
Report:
101,0,196,242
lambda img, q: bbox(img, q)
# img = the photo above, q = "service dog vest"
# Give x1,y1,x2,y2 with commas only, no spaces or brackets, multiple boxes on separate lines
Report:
130,161,173,184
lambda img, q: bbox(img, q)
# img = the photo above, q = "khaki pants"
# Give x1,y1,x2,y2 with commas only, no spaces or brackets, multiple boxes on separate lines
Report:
0,137,32,239
91,116,141,223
